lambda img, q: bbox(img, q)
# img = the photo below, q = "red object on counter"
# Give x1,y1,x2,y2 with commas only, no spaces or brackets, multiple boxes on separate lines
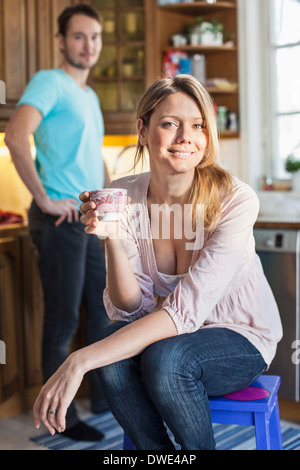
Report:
0,209,23,225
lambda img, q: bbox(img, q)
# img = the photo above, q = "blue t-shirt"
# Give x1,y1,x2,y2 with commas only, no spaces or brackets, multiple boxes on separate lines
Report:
18,68,105,201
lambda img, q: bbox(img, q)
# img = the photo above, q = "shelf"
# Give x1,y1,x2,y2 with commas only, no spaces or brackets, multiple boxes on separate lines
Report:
94,76,145,82
159,1,236,15
164,45,237,53
219,130,239,139
206,87,238,94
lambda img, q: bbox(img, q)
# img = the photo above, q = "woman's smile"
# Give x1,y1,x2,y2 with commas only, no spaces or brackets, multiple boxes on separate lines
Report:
168,149,195,159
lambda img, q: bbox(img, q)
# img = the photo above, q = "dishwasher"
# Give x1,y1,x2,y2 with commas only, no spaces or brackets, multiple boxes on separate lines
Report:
254,228,300,401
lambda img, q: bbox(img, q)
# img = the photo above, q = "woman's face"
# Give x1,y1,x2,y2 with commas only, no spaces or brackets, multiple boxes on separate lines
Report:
138,92,208,177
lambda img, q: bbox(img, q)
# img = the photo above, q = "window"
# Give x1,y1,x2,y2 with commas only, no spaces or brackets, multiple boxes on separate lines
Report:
269,0,300,178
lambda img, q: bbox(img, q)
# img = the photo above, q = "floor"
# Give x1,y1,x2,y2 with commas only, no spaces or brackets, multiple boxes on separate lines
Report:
0,399,92,450
2,397,300,450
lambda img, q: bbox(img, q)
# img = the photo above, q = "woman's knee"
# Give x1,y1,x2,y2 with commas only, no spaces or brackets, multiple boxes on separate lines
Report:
141,336,195,391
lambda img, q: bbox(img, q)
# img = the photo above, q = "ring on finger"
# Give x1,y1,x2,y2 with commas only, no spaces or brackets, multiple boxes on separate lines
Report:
48,409,57,415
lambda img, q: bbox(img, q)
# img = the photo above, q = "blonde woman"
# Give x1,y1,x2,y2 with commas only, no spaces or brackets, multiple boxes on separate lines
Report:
33,75,282,450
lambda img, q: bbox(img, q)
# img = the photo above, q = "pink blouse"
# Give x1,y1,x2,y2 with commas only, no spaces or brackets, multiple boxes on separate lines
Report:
103,172,282,367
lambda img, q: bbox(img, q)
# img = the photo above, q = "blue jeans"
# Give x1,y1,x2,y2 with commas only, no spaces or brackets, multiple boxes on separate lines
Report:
28,201,110,428
96,322,266,450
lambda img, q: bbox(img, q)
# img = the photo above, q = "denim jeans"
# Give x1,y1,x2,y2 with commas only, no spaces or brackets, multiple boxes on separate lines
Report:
28,201,110,428
97,322,266,450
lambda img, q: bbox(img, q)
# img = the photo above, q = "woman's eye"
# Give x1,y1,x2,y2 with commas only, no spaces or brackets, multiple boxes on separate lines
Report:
162,122,177,128
194,123,205,130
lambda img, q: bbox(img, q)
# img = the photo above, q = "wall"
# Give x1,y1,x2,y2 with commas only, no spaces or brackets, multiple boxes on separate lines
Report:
219,138,241,177
0,134,32,218
0,133,241,220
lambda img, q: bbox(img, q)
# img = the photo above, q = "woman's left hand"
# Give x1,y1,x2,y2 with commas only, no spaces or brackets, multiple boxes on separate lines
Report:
33,353,84,435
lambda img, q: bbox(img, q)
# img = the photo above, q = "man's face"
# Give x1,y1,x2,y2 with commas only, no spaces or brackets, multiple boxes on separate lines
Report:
59,14,102,70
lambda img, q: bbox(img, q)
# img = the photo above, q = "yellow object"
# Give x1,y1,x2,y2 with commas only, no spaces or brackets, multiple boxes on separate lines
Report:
103,135,138,146
1,133,137,147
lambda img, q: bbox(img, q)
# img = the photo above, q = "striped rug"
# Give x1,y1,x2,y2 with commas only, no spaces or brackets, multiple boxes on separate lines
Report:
31,411,300,450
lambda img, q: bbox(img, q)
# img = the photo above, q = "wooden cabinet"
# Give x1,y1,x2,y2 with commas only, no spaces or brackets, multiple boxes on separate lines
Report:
156,1,239,138
0,0,157,134
0,0,79,131
20,235,44,389
0,225,92,417
0,236,23,404
0,227,44,415
89,0,157,134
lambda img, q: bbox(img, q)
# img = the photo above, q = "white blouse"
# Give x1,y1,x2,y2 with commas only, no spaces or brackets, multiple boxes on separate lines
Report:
103,172,283,367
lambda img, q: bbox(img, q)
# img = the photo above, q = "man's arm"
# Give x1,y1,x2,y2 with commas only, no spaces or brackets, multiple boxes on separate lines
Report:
5,104,47,207
5,104,79,225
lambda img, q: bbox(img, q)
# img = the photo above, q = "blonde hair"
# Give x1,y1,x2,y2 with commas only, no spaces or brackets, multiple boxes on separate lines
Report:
134,75,234,231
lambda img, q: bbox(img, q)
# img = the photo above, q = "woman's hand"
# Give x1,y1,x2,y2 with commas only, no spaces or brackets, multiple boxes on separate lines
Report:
79,191,128,240
33,310,178,435
33,352,84,435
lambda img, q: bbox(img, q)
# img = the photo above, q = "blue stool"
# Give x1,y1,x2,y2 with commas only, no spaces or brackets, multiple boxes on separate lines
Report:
123,375,282,450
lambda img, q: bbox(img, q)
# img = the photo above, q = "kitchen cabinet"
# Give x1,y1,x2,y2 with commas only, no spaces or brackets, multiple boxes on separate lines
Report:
0,235,24,404
156,0,239,138
20,234,44,389
0,0,81,131
0,226,44,415
0,0,157,135
0,225,92,418
89,0,157,134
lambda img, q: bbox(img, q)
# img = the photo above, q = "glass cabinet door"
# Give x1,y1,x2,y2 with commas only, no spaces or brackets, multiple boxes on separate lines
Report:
91,0,147,132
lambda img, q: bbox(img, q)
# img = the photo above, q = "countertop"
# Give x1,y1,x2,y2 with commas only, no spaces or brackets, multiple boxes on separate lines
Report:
256,191,300,229
0,223,29,238
255,217,300,230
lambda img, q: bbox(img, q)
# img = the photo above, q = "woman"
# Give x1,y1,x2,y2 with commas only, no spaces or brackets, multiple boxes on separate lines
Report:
33,75,282,450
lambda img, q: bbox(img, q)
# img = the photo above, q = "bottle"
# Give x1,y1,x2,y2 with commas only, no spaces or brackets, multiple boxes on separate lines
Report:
217,106,228,131
179,58,192,75
191,55,206,85
228,111,238,131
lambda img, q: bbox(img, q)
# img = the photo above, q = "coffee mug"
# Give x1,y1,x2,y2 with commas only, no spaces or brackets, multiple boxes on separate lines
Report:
90,188,128,221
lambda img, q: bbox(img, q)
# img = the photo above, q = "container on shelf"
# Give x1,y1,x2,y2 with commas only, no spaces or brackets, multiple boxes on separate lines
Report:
191,54,206,85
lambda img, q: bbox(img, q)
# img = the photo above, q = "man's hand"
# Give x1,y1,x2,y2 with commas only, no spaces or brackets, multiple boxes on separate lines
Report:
38,197,79,226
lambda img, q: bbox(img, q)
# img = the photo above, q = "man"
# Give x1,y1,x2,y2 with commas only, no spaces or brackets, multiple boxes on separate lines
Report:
5,4,110,441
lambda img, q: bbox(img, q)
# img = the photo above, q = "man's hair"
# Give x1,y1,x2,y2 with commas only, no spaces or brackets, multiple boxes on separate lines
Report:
57,3,102,37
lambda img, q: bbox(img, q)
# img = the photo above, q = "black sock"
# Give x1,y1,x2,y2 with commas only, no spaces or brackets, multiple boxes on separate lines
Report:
62,421,104,441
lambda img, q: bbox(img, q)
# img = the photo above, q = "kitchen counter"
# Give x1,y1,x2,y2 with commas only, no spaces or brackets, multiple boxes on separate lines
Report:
0,223,28,238
255,218,300,229
256,191,300,229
